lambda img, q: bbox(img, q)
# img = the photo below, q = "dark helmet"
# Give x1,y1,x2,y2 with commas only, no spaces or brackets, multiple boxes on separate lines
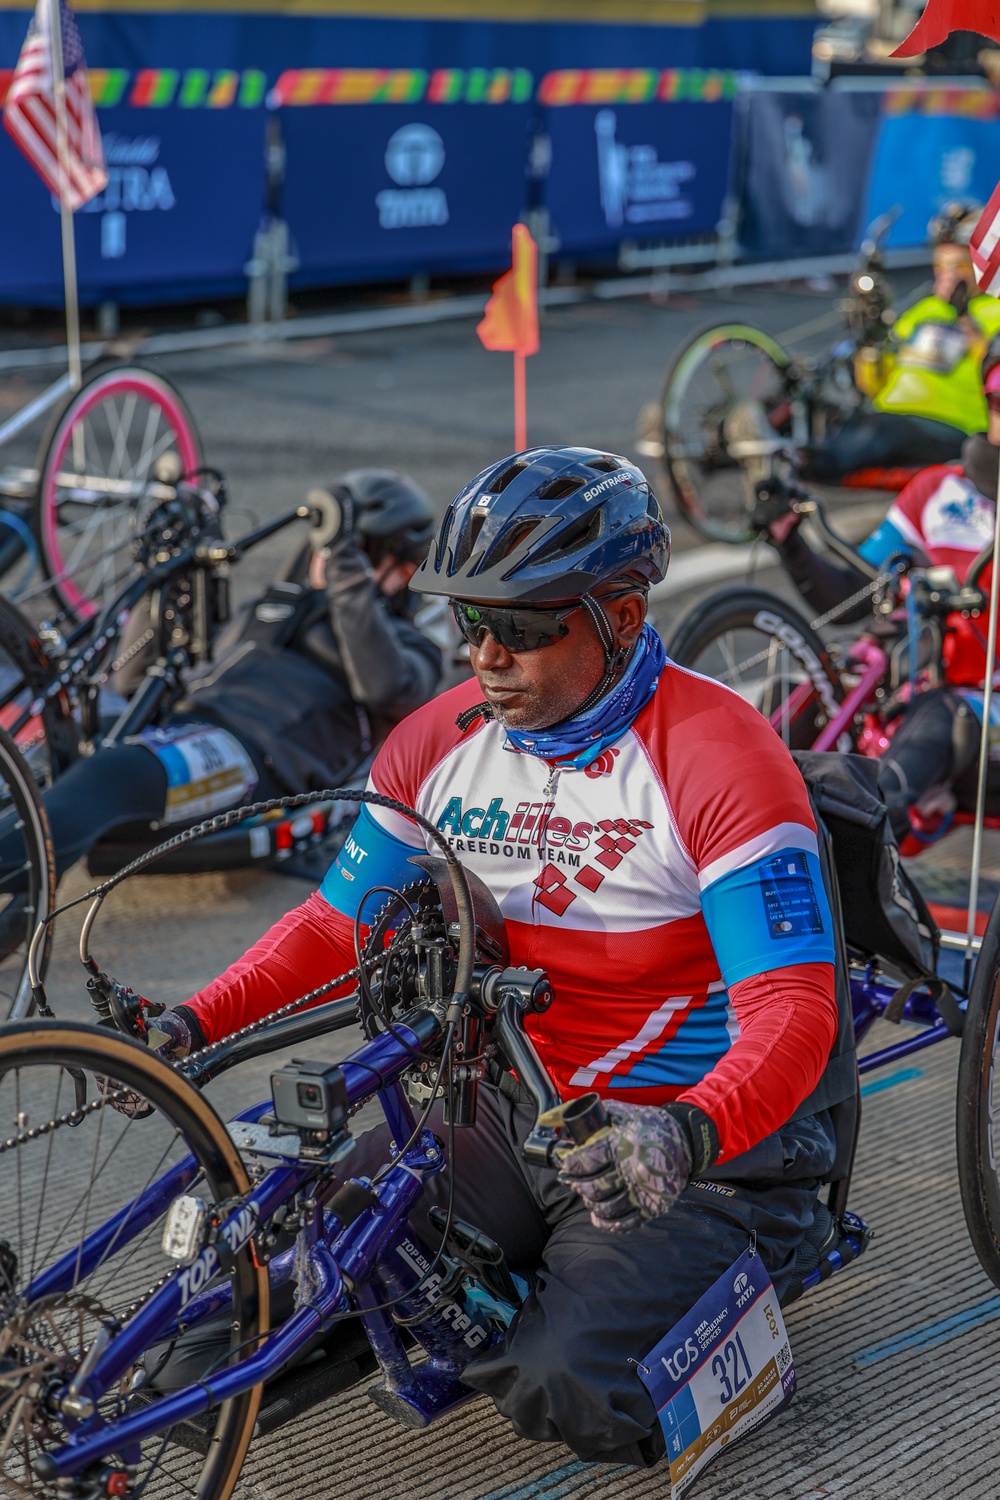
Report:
337,468,436,566
411,446,669,604
928,200,981,248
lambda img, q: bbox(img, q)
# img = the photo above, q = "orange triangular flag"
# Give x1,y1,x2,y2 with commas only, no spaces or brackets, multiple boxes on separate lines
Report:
477,223,539,358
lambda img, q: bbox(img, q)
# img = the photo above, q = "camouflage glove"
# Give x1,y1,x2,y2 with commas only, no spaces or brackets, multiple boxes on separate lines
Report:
101,1009,195,1120
556,1102,693,1234
146,1010,195,1061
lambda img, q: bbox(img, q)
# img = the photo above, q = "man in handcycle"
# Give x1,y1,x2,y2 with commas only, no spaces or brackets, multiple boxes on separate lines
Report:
17,468,442,882
138,447,848,1467
762,333,1000,850
800,202,1000,485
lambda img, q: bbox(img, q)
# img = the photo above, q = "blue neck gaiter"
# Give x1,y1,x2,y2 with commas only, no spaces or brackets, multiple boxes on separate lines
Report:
504,623,666,769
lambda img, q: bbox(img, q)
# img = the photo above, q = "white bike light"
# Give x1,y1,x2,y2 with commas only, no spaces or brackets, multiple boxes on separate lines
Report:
162,1195,208,1264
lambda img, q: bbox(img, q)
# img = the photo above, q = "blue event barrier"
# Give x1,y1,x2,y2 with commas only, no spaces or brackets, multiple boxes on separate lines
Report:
0,106,265,304
734,83,1000,262
0,7,810,305
544,100,734,256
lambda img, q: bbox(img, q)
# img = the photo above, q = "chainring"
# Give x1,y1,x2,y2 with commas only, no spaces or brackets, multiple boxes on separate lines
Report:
358,880,451,1040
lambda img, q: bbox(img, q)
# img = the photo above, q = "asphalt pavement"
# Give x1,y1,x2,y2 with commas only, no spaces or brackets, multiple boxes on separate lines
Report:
9,278,999,1500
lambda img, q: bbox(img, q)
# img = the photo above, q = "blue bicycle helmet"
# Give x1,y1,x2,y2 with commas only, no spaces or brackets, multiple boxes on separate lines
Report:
411,446,669,604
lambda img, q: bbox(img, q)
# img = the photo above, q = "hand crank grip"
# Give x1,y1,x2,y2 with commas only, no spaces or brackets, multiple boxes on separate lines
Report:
559,1091,610,1144
305,488,346,551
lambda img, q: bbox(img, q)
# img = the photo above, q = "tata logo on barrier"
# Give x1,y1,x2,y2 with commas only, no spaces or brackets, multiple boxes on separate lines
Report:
595,109,695,230
69,134,176,262
377,123,449,230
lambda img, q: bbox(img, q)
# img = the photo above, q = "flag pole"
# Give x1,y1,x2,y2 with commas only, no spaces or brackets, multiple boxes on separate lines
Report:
963,441,1000,989
47,0,83,404
514,350,527,451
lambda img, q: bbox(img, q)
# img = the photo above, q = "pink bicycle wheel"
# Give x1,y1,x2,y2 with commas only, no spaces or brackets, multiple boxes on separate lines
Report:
34,364,201,621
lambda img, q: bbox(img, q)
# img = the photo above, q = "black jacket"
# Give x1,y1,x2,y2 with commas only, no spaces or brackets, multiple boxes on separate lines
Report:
177,537,441,793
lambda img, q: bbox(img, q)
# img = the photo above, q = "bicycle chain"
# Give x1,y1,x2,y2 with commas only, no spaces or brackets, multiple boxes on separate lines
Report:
105,627,156,681
0,1085,133,1154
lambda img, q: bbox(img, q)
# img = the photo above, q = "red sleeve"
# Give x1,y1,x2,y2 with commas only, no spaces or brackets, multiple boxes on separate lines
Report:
679,961,838,1162
184,891,359,1043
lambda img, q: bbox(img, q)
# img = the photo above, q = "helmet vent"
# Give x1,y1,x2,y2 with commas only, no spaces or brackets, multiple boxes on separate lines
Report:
491,460,531,494
585,456,619,473
454,509,487,570
537,476,585,501
477,516,545,573
530,507,603,565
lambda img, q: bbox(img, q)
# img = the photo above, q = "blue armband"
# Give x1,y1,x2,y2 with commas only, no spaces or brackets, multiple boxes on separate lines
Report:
701,846,835,987
858,519,912,570
319,805,426,923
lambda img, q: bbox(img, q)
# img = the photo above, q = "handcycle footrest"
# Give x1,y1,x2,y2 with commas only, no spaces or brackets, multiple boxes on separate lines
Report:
780,1209,872,1309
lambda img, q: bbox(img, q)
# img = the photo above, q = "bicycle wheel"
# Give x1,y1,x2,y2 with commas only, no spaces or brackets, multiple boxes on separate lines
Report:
665,586,846,749
0,595,76,789
0,1020,267,1498
662,324,793,544
957,895,1000,1289
33,365,202,623
0,725,55,1020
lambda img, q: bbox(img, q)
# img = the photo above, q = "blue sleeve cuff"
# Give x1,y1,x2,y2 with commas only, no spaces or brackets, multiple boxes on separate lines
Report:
701,846,835,987
319,804,426,923
858,518,910,569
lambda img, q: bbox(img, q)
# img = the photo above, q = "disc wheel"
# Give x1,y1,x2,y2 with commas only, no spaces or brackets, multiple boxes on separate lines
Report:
664,586,847,750
0,1021,267,1498
662,324,793,544
33,366,201,623
0,727,55,1020
957,896,1000,1289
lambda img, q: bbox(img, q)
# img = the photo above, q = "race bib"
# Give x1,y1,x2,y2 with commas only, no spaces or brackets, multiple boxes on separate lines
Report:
897,321,966,375
636,1244,794,1498
134,724,258,825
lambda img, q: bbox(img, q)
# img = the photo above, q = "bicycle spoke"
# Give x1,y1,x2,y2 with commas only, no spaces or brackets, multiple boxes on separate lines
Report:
28,1070,62,1285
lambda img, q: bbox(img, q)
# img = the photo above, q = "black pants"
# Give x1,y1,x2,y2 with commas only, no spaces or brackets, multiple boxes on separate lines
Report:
877,687,1000,841
801,410,965,484
151,1085,834,1467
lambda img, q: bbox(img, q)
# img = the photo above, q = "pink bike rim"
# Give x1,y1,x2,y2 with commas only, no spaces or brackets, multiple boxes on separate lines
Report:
42,372,200,618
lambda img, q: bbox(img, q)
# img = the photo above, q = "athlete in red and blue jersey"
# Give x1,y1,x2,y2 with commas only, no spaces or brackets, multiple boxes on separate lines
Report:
768,334,1000,844
158,448,844,1468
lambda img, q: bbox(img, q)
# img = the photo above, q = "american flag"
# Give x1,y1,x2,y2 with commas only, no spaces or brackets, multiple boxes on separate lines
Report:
2,0,106,211
971,185,1000,299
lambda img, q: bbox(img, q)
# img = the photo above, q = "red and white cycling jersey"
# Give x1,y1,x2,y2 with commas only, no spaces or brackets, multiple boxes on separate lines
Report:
860,465,995,685
188,665,838,1162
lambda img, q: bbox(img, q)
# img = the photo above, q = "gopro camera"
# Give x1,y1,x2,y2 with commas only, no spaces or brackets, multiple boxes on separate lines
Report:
271,1058,349,1136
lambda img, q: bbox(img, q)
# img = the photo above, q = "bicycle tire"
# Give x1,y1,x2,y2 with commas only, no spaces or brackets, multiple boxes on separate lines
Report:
0,591,77,783
665,586,847,749
661,324,792,545
33,363,202,623
0,1019,267,1498
0,723,55,1019
957,895,1000,1290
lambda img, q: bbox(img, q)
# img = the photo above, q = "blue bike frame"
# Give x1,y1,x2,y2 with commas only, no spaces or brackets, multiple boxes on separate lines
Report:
30,947,967,1483
33,1012,511,1482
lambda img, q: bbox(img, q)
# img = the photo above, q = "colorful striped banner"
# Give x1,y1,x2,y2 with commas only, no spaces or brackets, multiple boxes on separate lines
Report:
882,86,1000,118
0,62,745,112
537,66,739,105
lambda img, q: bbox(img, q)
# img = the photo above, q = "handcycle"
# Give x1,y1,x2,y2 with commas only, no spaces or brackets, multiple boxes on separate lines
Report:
0,360,201,622
0,466,360,882
649,211,957,545
662,476,996,789
2,752,1000,1497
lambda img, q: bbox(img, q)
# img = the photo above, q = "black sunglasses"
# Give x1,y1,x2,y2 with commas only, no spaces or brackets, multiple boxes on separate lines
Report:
451,599,582,653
